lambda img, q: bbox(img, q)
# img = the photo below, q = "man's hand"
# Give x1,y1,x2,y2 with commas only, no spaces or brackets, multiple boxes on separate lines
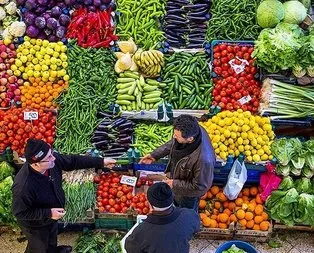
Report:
104,158,116,169
139,154,156,164
164,179,173,188
51,208,66,220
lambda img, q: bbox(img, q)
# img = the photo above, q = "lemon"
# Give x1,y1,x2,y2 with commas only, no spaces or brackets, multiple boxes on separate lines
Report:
220,111,227,119
251,138,257,147
230,132,237,139
211,116,219,123
245,150,251,157
37,54,43,60
256,144,262,150
257,149,264,156
237,119,244,126
231,124,238,132
262,135,269,142
242,125,250,132
252,149,257,155
228,139,234,145
243,118,250,125
32,58,39,64
245,145,251,151
257,136,264,145
218,120,225,127
253,154,261,162
220,135,226,142
235,150,240,156
224,140,229,146
238,145,244,152
268,155,273,160
243,111,251,118
40,48,47,55
49,70,57,78
229,150,235,156
229,144,235,150
247,156,253,162
247,132,255,140
241,132,248,139
243,139,250,145
220,144,227,152
215,148,220,154
249,120,256,128
224,129,231,138
219,152,227,160
213,135,220,143
263,124,272,131
225,118,233,126
261,154,268,161
213,143,218,149
237,138,243,145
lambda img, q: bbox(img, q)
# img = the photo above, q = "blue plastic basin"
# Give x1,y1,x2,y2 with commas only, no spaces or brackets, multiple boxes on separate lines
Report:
215,240,258,253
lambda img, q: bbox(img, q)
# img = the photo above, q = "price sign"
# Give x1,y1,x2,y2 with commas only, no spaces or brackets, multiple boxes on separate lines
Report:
24,111,38,120
120,175,137,187
238,95,252,105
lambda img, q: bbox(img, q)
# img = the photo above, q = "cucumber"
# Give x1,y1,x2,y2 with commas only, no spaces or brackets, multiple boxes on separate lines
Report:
117,77,136,83
117,81,135,89
143,85,158,92
128,82,137,95
116,100,132,105
146,79,160,86
117,94,135,101
143,98,162,103
124,71,140,79
143,92,162,99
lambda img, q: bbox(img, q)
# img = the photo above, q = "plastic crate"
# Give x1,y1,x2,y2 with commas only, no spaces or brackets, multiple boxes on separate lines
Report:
95,217,135,231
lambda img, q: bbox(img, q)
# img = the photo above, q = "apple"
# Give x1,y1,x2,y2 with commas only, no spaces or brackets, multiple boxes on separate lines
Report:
14,95,21,102
9,83,17,91
8,76,17,84
0,45,6,52
1,52,8,59
0,86,6,92
6,91,14,99
0,92,6,99
0,63,6,71
8,52,16,58
0,78,7,86
17,79,23,85
8,58,15,64
8,44,15,50
14,88,20,96
6,70,13,76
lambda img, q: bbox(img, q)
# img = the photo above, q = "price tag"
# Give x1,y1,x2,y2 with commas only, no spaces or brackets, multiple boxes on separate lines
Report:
24,111,38,120
228,57,249,74
238,95,252,105
120,175,137,187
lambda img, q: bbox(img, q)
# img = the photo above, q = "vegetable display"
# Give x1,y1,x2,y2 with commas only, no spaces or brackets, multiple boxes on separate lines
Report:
163,0,210,48
55,43,116,154
95,172,149,215
0,160,14,181
133,49,164,77
259,79,314,119
162,52,213,109
0,40,23,108
212,43,261,112
66,8,118,48
74,231,122,253
0,175,16,226
256,0,284,28
206,0,261,41
93,114,134,157
116,0,165,49
199,185,271,231
0,108,56,155
115,72,165,111
200,110,274,161
62,169,95,224
12,37,69,82
132,122,173,156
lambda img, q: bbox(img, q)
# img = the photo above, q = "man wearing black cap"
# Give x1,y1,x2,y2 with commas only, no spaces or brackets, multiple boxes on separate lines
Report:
125,182,200,253
140,114,216,211
12,139,116,253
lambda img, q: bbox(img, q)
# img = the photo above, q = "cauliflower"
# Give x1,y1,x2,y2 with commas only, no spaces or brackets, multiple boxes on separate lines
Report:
5,2,17,15
0,6,6,20
8,21,25,37
2,27,12,40
0,0,9,4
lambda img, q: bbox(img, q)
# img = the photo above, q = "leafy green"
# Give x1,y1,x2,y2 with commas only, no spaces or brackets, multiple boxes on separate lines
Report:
302,166,314,179
304,139,314,170
0,176,16,226
294,193,314,226
288,138,305,170
256,0,284,28
295,178,312,194
278,176,294,191
271,138,296,166
291,166,302,176
276,163,291,176
252,23,304,73
0,161,14,182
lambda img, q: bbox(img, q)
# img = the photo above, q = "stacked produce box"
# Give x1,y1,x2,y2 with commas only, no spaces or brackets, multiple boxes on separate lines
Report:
0,0,312,238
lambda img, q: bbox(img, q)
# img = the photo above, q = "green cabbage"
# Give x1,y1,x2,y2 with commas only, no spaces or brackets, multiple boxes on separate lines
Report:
294,193,314,226
276,163,291,176
291,138,306,170
256,0,284,28
295,178,312,194
304,139,314,170
278,176,294,191
302,166,314,179
271,138,296,166
291,166,302,176
283,1,307,24
0,176,16,226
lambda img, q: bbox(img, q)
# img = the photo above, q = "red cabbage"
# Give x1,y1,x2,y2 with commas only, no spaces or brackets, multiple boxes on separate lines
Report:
26,26,40,37
55,26,66,38
35,16,46,29
51,6,62,17
47,18,58,30
24,12,36,25
59,14,70,26
25,0,36,10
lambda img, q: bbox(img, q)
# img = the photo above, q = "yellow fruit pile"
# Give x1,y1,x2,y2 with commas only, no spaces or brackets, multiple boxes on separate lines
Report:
200,109,275,162
11,36,69,82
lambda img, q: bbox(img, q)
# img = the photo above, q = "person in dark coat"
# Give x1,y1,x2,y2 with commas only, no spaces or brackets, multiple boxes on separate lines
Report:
140,115,216,211
125,182,200,253
12,139,116,253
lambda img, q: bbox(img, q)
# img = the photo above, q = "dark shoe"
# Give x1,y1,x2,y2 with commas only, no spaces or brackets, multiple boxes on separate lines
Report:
57,245,72,253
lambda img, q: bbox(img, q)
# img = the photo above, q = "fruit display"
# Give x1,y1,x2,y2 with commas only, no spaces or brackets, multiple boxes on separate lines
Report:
212,43,261,112
94,172,150,215
116,71,165,111
162,52,213,109
199,185,271,231
200,110,274,161
133,49,164,77
0,108,56,155
12,37,68,82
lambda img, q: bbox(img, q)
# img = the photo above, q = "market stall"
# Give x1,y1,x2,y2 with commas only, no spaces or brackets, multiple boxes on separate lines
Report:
0,0,314,252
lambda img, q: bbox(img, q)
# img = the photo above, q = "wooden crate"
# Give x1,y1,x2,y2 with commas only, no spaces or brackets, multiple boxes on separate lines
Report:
233,222,272,242
273,223,314,232
195,222,235,240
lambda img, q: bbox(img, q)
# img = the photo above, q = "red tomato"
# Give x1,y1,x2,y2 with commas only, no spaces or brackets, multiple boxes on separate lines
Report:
94,176,100,184
102,198,109,205
127,192,133,200
132,196,139,203
121,207,128,213
102,192,108,198
114,204,121,212
116,191,124,198
120,196,127,203
142,207,149,215
109,188,118,196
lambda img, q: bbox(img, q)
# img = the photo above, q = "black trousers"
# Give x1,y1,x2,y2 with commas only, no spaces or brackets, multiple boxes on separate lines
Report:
20,221,58,253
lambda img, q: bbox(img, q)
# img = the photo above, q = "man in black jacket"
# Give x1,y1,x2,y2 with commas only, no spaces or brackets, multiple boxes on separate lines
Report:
12,139,116,253
125,182,200,253
140,115,216,211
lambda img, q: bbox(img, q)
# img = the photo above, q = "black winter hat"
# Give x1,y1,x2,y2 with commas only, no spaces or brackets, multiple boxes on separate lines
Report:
147,182,174,208
24,139,51,164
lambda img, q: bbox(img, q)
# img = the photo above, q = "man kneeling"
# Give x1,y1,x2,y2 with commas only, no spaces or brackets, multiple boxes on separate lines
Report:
125,182,200,253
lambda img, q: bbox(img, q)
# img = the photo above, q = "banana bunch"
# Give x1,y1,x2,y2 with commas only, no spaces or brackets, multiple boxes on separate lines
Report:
133,49,164,77
116,71,166,111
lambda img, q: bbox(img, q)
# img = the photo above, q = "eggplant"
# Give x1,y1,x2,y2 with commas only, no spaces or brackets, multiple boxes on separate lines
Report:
103,147,128,154
165,15,187,23
165,29,184,38
187,16,208,22
119,128,134,135
118,136,132,144
166,33,185,42
165,19,188,25
117,121,134,130
188,9,209,16
97,111,113,118
166,9,185,15
184,4,209,9
107,118,127,128
94,140,109,147
93,131,116,139
92,136,107,142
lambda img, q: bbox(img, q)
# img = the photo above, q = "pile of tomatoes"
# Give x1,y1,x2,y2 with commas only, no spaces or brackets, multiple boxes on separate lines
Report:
0,107,56,155
95,172,150,215
211,43,261,113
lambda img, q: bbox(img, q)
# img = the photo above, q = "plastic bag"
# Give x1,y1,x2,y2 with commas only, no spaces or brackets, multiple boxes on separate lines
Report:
223,158,247,200
260,162,282,201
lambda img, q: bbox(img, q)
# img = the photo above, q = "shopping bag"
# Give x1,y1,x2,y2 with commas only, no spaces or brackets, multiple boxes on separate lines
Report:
223,158,247,200
260,162,282,201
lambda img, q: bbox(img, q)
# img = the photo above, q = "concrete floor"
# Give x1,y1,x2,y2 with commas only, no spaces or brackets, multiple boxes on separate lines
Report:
0,230,313,253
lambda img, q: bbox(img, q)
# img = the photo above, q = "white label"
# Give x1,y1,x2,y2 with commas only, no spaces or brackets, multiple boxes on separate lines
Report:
120,175,137,186
238,95,252,105
24,111,38,120
228,57,249,74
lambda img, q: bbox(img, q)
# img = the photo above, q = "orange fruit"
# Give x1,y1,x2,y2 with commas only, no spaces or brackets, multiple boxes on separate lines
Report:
199,213,207,221
207,191,213,199
199,200,207,209
247,203,256,212
250,187,258,196
245,212,254,221
223,201,230,209
230,214,237,222
209,219,218,228
213,209,219,215
211,214,217,220
246,220,255,229
218,213,229,223
254,215,263,224
242,196,249,202
260,221,270,231
256,194,264,204
238,219,247,228
214,202,221,210
217,192,228,202
235,198,243,207
236,209,245,220
210,186,220,195
223,209,232,216
250,199,257,205
218,223,228,229
262,212,269,221
242,188,250,196
253,224,260,230
228,202,236,211
202,217,211,227
254,204,264,215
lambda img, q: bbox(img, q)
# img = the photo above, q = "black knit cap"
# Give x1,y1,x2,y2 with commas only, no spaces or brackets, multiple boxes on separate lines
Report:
24,139,51,164
147,182,174,208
